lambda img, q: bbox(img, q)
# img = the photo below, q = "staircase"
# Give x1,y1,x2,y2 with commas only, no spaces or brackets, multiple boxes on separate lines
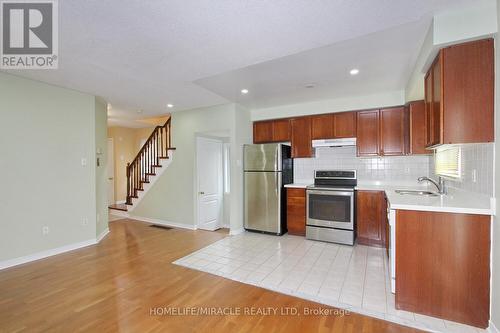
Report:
109,118,175,213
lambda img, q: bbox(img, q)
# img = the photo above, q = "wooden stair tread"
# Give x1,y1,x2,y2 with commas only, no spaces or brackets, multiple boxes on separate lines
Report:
108,204,128,212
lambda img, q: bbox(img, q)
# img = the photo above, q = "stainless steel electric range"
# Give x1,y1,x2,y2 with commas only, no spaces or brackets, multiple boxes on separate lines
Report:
306,170,357,245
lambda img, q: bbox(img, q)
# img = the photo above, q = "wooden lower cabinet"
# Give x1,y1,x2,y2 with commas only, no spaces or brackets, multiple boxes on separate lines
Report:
396,210,491,328
356,190,386,247
286,188,306,236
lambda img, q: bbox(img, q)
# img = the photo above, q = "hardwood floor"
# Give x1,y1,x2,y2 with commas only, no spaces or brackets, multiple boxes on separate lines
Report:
0,220,421,333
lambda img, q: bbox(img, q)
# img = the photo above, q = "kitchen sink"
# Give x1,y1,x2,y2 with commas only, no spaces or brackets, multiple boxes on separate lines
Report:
395,190,440,196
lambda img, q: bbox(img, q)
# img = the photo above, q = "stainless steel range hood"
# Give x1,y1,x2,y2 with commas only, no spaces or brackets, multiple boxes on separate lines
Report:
312,138,356,148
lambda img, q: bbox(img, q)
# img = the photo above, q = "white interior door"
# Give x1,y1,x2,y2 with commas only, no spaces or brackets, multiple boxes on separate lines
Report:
107,138,115,204
197,137,223,231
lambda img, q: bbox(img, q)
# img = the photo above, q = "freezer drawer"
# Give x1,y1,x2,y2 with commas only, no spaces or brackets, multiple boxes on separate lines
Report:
306,226,354,245
244,171,281,234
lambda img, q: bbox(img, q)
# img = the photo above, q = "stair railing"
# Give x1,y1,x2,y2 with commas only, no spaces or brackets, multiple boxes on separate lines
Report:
126,118,173,205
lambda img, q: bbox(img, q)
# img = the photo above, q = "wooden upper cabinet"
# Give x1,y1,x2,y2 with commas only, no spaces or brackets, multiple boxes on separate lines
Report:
272,119,291,142
253,121,273,143
408,100,429,155
311,114,334,139
291,117,313,158
311,111,357,140
333,112,356,138
424,38,494,146
356,110,379,156
253,119,290,143
424,70,433,147
380,107,405,156
357,190,386,247
431,55,442,146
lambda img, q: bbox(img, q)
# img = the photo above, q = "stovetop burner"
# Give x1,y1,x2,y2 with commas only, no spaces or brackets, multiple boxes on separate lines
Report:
311,170,357,188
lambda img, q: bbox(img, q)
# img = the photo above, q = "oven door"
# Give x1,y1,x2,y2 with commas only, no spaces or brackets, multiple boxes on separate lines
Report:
306,189,354,230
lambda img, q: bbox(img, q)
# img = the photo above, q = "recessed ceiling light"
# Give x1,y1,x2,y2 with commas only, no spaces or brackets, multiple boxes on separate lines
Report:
241,89,249,94
350,68,359,75
167,104,174,108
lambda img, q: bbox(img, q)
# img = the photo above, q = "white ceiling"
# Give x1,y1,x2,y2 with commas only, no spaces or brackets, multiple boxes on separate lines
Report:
195,20,430,109
3,0,475,119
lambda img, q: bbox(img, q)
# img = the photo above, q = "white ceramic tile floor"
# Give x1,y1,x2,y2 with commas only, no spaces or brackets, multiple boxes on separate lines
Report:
173,232,486,333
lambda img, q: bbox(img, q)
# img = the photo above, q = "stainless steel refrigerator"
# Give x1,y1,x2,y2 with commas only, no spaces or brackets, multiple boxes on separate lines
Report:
244,143,293,235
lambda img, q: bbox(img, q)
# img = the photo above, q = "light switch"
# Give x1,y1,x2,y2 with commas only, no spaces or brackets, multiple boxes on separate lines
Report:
81,158,87,166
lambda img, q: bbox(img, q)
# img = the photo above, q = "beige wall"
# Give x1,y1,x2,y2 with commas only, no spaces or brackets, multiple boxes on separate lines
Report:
107,126,155,202
95,99,109,237
0,72,107,262
132,103,252,234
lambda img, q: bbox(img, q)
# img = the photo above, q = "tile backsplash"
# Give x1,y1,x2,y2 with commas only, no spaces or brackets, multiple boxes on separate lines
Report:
294,146,430,184
429,143,494,196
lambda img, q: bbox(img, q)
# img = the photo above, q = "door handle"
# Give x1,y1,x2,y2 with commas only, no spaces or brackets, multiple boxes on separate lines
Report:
199,191,205,195
108,177,114,180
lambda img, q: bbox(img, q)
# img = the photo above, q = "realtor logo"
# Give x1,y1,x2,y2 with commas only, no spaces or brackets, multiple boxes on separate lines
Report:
1,0,58,69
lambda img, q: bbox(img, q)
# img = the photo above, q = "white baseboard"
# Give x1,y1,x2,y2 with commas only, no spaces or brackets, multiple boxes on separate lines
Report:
0,229,111,270
489,320,500,333
128,214,197,230
96,228,110,243
108,209,128,218
229,228,245,235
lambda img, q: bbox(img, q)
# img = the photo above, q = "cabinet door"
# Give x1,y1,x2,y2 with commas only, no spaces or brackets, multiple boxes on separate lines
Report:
431,55,442,146
272,119,291,142
396,210,490,327
287,188,306,236
253,121,273,143
409,100,429,155
356,110,379,156
311,114,334,139
441,38,494,144
333,112,356,138
424,70,433,147
380,107,405,156
356,190,386,247
291,117,313,158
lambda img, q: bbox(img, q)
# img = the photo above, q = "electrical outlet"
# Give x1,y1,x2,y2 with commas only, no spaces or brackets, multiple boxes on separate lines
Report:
42,226,49,235
404,167,411,174
82,217,89,226
81,158,87,166
472,169,477,183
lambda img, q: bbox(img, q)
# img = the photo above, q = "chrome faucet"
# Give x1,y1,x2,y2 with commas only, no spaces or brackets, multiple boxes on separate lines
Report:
417,176,446,195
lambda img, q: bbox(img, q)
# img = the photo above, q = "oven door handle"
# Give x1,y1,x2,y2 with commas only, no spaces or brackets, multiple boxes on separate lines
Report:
307,190,353,196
